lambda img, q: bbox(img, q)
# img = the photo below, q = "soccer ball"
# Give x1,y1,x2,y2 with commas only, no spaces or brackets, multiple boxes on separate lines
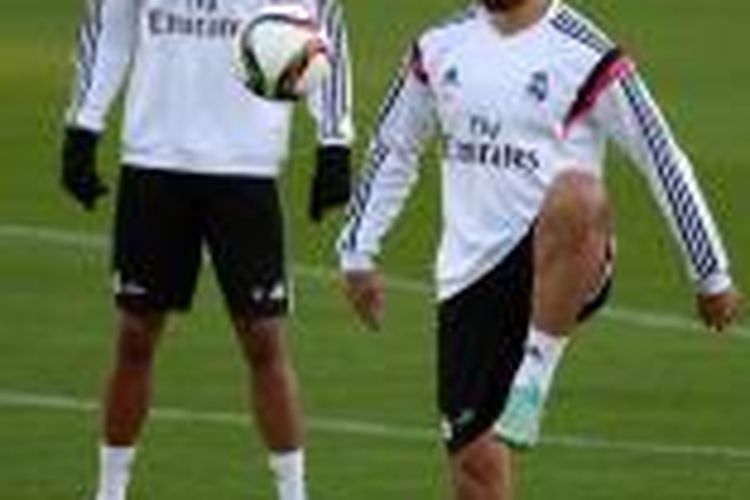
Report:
234,3,331,101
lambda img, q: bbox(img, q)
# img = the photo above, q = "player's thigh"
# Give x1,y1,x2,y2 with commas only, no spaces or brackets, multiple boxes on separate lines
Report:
438,233,534,454
112,166,203,311
202,176,289,318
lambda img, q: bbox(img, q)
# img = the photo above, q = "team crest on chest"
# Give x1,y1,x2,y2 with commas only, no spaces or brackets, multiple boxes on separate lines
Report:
526,70,549,102
441,66,461,88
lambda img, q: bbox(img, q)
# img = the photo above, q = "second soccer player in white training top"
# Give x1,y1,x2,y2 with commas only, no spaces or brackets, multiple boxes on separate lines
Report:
337,1,740,499
60,1,352,499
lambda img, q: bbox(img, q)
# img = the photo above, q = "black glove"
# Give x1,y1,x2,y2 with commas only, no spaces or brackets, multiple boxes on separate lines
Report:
308,145,352,222
61,126,108,210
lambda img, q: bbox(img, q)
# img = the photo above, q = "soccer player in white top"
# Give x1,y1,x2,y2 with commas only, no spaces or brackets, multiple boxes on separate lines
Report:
60,1,352,499
337,0,740,498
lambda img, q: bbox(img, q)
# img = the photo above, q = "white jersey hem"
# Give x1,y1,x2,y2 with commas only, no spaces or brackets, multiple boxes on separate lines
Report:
436,247,515,303
121,155,279,178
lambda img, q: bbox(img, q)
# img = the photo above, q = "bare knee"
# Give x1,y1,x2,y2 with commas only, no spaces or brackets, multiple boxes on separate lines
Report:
537,170,610,249
451,433,513,499
457,449,501,486
234,316,288,371
114,308,165,370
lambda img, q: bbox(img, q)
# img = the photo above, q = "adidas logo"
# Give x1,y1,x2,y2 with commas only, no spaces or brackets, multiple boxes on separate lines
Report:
112,272,148,296
269,281,287,301
441,66,460,87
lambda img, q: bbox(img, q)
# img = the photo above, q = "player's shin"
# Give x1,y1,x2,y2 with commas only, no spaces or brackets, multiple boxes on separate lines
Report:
234,316,308,500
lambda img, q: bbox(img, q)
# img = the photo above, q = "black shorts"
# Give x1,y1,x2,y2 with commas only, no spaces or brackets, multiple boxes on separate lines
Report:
437,231,613,452
112,166,289,317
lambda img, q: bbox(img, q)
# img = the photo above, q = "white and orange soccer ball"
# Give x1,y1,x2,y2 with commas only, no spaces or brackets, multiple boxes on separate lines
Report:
234,2,331,100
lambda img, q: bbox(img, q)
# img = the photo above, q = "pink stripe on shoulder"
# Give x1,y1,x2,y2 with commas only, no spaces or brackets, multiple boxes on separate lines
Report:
561,56,636,137
409,42,430,85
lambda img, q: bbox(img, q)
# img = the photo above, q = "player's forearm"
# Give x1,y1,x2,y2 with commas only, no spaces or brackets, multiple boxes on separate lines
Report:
337,140,421,268
65,0,137,131
667,158,733,294
642,139,733,293
338,42,437,269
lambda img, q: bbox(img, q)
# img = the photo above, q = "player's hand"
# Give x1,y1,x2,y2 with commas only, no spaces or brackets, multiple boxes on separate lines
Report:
309,145,351,222
342,269,385,331
61,126,108,210
696,289,741,333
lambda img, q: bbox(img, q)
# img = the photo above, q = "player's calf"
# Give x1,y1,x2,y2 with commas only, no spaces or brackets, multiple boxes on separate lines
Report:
94,309,166,500
234,315,308,500
104,308,166,445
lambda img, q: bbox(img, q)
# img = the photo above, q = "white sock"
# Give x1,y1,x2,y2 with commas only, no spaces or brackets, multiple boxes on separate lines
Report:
94,445,135,500
269,449,307,500
512,326,569,396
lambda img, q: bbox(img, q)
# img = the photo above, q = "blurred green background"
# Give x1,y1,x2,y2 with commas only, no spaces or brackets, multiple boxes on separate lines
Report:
0,1,748,498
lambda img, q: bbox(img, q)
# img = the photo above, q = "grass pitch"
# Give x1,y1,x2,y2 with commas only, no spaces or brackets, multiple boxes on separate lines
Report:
0,1,748,498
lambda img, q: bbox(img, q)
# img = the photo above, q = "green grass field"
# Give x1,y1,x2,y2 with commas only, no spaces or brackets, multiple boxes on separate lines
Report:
1,0,748,498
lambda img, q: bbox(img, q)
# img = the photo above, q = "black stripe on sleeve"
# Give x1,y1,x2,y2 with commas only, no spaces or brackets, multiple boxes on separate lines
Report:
70,0,105,120
341,63,411,252
549,7,613,55
619,74,719,278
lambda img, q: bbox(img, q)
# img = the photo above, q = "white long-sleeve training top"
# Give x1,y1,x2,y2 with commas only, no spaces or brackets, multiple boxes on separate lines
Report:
338,1,733,301
65,0,353,177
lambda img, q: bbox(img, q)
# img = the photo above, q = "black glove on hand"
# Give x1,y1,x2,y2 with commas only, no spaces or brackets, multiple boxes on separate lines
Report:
61,126,108,210
309,145,352,222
